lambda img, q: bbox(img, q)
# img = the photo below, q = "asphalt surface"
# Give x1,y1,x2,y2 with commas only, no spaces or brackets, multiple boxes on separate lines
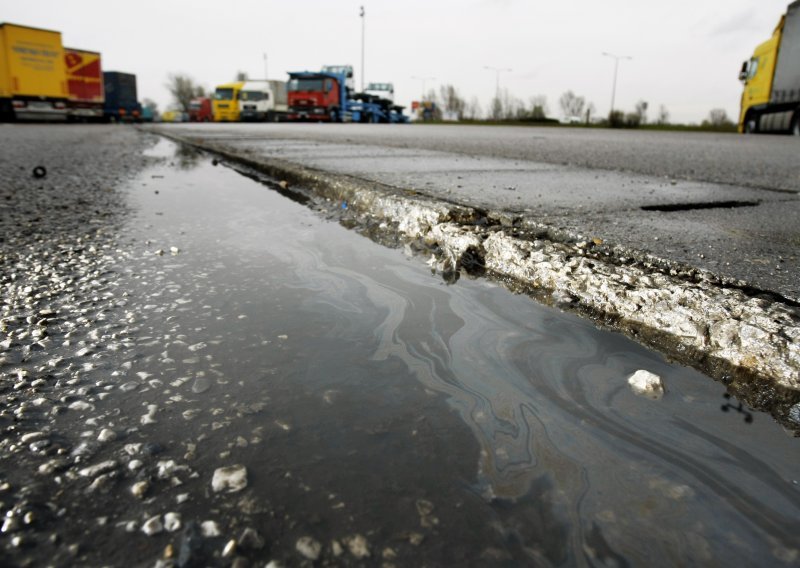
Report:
158,123,800,301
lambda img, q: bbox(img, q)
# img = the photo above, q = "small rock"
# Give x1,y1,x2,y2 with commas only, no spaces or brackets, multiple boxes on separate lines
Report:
164,512,182,532
296,536,322,560
331,540,344,557
238,527,265,550
628,369,665,399
142,515,164,536
131,481,149,499
788,403,800,425
201,520,221,537
343,534,370,558
222,539,237,557
212,465,247,493
78,460,117,477
97,429,117,443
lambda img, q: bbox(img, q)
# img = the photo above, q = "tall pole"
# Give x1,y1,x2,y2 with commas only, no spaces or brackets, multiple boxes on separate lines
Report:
483,66,512,98
602,52,632,114
360,6,365,92
263,53,268,80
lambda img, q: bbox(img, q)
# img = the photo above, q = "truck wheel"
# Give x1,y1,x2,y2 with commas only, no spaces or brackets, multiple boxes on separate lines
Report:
743,114,758,134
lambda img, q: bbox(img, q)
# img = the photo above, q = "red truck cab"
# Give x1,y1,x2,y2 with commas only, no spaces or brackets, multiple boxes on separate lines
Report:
189,97,212,122
287,72,343,121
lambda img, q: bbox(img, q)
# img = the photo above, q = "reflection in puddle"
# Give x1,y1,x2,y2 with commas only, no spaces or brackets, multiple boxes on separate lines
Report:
7,139,797,566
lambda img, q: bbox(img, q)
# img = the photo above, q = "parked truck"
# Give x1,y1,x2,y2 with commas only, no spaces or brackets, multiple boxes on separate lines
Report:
103,71,141,122
64,47,104,121
0,22,68,121
213,81,244,121
239,80,288,121
189,96,212,122
739,0,800,134
286,65,406,123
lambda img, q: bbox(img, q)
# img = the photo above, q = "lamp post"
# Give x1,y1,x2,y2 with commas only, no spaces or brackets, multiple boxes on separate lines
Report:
602,52,632,115
484,65,512,98
263,53,268,80
411,76,436,101
360,6,365,92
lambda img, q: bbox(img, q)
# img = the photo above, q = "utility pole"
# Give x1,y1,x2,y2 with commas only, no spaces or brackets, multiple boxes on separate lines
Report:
484,66,512,98
263,53,268,80
602,52,632,115
411,76,436,101
360,6,365,92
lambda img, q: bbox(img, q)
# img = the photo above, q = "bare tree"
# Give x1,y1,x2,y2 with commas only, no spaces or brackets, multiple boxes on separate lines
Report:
584,102,596,124
559,90,586,118
705,108,732,127
634,100,649,125
165,74,205,113
528,95,548,120
656,104,670,125
490,96,503,120
464,96,482,120
438,84,466,119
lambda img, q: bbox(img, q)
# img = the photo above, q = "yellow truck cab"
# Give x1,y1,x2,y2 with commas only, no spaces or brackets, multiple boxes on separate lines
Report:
213,81,244,122
739,1,800,134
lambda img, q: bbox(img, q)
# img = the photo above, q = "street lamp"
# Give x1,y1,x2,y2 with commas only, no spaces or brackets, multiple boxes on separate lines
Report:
411,76,436,101
484,66,512,98
360,6,365,92
602,52,632,114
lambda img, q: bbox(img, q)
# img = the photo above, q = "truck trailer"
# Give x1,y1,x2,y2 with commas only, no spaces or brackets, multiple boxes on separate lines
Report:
739,0,800,134
103,71,141,122
0,22,69,121
286,65,406,123
239,80,288,122
64,47,104,121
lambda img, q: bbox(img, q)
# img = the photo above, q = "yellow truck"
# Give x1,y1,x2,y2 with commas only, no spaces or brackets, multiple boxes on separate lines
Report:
739,1,800,134
0,23,69,121
213,81,244,121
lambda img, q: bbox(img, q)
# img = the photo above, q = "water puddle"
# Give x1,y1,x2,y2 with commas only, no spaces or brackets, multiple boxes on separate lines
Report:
4,138,798,566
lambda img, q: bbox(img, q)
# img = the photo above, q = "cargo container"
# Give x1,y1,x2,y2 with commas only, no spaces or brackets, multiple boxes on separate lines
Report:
739,0,800,134
64,47,104,121
213,81,244,121
103,71,141,122
0,22,68,121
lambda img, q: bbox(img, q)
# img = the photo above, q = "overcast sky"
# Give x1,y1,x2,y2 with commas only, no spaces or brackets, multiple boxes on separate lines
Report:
4,0,790,123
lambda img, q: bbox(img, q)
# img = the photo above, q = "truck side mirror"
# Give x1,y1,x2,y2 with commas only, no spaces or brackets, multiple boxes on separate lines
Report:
739,61,748,82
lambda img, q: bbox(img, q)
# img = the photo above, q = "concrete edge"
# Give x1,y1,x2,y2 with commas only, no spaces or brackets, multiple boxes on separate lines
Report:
149,128,800,432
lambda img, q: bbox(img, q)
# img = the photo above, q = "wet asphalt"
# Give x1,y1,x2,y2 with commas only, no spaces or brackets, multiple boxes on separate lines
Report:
1,124,799,567
158,123,800,301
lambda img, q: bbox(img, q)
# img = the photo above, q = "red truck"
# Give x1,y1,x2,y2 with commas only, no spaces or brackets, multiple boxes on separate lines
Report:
64,47,104,121
189,97,212,122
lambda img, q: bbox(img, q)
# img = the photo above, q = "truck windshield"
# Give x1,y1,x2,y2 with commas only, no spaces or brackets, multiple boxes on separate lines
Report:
241,91,266,101
189,102,201,110
288,78,324,92
214,88,235,101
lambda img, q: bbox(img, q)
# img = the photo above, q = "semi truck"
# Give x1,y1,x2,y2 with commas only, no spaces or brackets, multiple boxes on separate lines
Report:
189,96,212,122
286,65,407,123
103,71,141,122
0,22,69,121
739,0,800,134
64,47,104,121
239,79,288,121
213,81,244,121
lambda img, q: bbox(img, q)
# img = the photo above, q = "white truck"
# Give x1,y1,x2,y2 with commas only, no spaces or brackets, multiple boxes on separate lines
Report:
365,82,394,103
239,80,288,122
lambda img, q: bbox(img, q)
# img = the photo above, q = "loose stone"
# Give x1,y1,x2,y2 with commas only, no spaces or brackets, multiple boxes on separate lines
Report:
296,536,322,560
211,465,247,493
201,520,221,537
141,515,164,536
164,512,181,532
628,369,665,399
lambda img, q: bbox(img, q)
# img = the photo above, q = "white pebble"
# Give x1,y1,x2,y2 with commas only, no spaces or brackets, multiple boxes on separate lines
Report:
164,512,181,532
141,515,163,536
296,536,322,560
131,481,149,499
201,520,221,537
628,370,665,399
211,465,247,493
97,429,117,443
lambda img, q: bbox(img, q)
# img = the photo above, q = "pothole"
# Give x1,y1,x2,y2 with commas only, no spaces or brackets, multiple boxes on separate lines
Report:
641,200,760,212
